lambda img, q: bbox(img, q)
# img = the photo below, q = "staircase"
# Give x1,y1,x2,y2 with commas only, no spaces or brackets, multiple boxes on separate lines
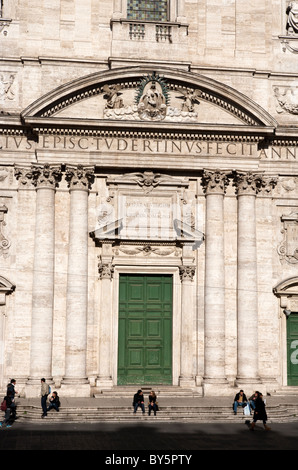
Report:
10,399,298,425
11,402,298,424
3,386,298,424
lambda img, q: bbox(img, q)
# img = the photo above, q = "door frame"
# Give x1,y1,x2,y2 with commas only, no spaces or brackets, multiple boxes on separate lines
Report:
112,266,181,386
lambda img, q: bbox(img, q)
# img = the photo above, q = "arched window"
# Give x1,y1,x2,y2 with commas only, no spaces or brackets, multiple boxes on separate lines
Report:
127,0,168,22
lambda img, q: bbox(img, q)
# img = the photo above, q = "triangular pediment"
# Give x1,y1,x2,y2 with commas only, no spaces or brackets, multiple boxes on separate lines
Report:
21,66,277,135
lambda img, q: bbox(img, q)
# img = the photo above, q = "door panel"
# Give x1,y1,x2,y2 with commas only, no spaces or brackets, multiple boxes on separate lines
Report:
287,313,298,386
118,274,173,385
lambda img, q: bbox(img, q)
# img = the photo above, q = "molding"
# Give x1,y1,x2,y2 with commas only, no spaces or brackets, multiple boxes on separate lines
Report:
20,66,278,128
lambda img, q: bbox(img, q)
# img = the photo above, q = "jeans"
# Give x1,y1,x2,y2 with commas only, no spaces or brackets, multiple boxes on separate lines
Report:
249,400,256,410
47,402,59,412
41,395,48,416
233,401,248,414
148,404,157,415
134,403,145,413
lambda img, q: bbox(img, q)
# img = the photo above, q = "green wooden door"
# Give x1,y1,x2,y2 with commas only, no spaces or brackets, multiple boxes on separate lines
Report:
118,274,172,385
287,313,298,386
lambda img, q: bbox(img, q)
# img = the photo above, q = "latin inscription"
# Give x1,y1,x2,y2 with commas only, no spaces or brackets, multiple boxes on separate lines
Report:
0,135,297,160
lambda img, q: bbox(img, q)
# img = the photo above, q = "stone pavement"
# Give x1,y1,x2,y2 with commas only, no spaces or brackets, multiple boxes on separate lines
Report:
1,420,298,452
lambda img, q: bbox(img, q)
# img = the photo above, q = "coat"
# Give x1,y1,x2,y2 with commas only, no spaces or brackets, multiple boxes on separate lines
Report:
253,397,267,422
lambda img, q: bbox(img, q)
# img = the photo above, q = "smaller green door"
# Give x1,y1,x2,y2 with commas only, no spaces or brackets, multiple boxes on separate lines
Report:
287,313,298,386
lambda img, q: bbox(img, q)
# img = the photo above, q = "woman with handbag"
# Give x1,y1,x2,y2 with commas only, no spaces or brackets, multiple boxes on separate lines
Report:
148,391,158,416
250,392,271,431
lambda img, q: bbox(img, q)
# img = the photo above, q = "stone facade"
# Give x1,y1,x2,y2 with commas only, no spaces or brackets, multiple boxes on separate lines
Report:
1,1,298,397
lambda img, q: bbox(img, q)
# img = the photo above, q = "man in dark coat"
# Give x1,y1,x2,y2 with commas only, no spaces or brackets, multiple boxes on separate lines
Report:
233,389,248,415
133,389,145,414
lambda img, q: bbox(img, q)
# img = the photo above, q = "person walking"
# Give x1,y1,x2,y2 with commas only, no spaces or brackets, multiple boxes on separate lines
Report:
0,390,14,428
6,379,18,422
40,378,50,418
250,392,271,431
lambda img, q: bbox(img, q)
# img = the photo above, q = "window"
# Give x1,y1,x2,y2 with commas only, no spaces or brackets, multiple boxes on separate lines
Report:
127,0,168,22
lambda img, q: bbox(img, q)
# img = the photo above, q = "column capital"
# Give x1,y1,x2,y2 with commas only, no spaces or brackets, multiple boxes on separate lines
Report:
98,261,115,280
201,169,230,195
233,171,263,196
179,265,195,282
31,163,62,189
14,164,34,187
65,164,95,191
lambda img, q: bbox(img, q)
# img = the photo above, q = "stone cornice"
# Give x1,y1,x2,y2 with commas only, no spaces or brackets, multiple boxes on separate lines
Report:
21,116,274,142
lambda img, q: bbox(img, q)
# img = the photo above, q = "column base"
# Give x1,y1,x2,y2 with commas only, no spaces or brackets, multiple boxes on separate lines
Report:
179,376,196,389
60,377,90,397
203,377,232,397
25,377,53,398
235,377,263,397
96,376,114,390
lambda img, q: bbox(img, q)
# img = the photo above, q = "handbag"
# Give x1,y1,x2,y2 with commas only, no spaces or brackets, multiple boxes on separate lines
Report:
1,399,7,411
243,403,250,416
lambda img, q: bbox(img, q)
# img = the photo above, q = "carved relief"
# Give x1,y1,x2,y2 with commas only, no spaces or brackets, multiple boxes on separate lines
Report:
65,164,94,190
233,171,262,195
274,86,298,114
278,211,298,264
0,167,12,184
0,72,16,102
179,265,196,282
0,205,10,257
176,88,202,112
107,171,188,191
14,164,62,188
286,1,298,35
136,73,168,121
14,165,34,187
31,163,62,189
114,244,181,257
102,84,124,109
98,259,115,279
201,169,230,194
103,73,202,122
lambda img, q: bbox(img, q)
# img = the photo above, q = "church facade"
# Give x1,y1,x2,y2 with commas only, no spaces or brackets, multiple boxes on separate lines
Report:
1,1,298,397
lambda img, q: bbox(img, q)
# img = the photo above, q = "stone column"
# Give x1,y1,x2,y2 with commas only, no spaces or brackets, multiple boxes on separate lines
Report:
201,170,229,394
62,165,94,396
179,260,196,388
96,244,114,389
26,164,61,391
234,172,261,386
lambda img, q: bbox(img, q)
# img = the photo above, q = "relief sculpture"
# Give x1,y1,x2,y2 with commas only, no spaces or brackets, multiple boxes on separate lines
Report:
102,72,201,122
278,212,298,264
286,1,298,34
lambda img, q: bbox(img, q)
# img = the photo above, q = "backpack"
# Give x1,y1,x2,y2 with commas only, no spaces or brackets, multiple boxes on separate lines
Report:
1,399,7,411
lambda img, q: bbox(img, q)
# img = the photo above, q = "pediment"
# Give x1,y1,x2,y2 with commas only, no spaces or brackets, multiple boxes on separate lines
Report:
22,66,277,133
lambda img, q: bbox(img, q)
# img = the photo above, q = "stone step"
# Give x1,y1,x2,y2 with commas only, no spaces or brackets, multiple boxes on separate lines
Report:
272,387,298,396
94,386,203,398
10,403,298,424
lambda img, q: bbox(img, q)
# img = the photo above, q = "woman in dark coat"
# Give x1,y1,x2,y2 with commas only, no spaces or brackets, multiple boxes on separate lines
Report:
250,392,271,431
